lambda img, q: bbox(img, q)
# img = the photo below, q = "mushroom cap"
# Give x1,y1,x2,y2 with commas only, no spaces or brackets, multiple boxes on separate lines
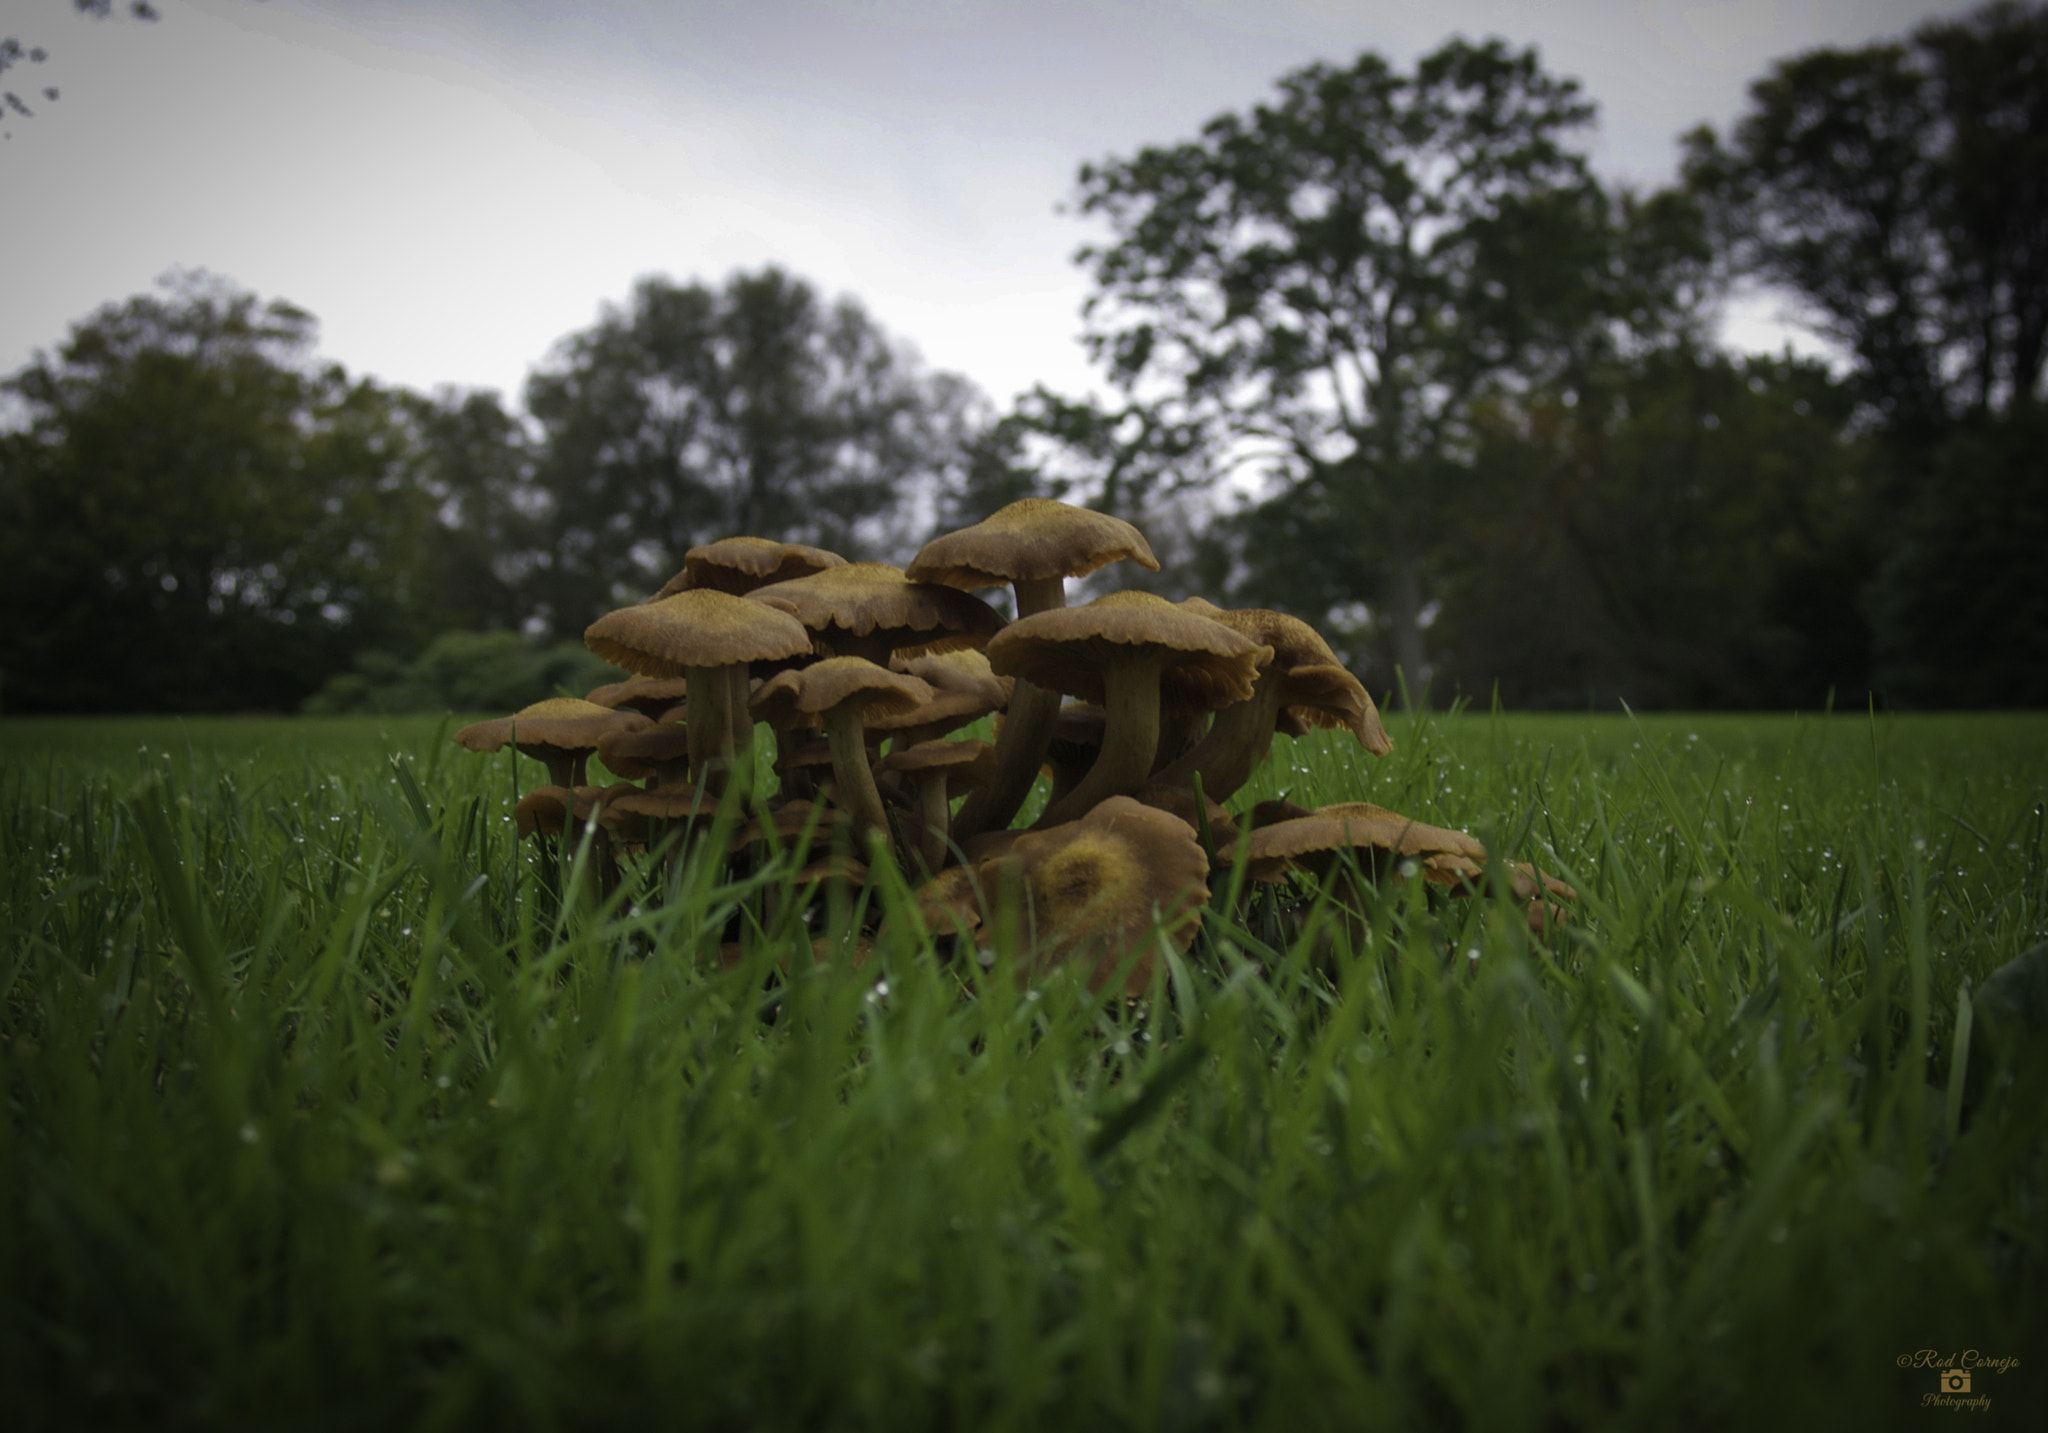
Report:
454,698,651,757
1243,802,1486,881
584,589,814,677
511,783,625,838
601,785,717,822
750,655,934,725
871,649,1012,735
595,725,694,780
1181,606,1391,753
585,674,693,719
985,590,1270,708
747,562,1003,659
906,498,1162,591
978,794,1210,995
733,799,851,851
880,737,992,775
653,536,847,598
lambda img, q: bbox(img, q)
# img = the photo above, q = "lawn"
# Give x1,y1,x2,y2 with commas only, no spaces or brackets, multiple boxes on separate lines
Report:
3,709,2044,1429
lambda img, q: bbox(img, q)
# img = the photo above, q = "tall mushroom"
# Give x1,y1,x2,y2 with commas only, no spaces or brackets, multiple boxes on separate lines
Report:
984,591,1270,829
750,657,934,845
1154,606,1391,801
651,536,847,598
907,498,1161,841
583,589,813,792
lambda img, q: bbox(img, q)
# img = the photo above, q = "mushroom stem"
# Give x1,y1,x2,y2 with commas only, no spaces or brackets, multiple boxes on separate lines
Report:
823,703,892,845
950,574,1068,841
909,771,951,874
727,666,754,760
1153,670,1285,802
1033,654,1165,828
686,664,734,789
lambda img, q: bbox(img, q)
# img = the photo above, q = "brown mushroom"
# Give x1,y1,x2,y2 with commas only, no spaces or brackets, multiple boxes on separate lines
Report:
908,499,1162,842
880,737,992,873
746,562,1002,666
583,589,813,791
750,657,933,844
975,795,1210,996
985,591,1269,829
1154,608,1390,802
596,724,694,789
652,536,847,599
454,698,652,789
584,675,693,721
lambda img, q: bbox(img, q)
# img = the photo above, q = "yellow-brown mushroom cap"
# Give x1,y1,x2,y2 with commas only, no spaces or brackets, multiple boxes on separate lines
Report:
985,590,1270,709
583,589,815,677
747,562,1003,658
595,725,694,780
585,674,693,719
454,698,651,757
1243,802,1486,881
750,655,934,725
978,794,1210,995
653,536,847,598
906,498,1162,591
880,737,992,776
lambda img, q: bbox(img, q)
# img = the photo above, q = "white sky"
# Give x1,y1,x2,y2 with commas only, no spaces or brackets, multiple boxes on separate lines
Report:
0,0,1987,413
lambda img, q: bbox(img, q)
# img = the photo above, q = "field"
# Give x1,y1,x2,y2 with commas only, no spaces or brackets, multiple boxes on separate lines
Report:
3,709,2045,1429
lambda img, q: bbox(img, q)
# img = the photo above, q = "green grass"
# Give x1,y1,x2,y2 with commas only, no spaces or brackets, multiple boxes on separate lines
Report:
3,710,2045,1429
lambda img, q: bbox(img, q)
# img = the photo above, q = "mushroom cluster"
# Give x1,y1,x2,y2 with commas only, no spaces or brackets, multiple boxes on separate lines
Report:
451,503,1573,988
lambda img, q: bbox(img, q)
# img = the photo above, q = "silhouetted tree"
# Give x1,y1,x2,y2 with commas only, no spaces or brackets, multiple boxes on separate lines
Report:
520,267,988,637
0,273,459,712
1684,0,2048,438
1069,38,1710,697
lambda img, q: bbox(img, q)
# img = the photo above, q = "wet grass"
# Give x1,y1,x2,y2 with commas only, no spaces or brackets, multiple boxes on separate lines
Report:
3,709,2046,1429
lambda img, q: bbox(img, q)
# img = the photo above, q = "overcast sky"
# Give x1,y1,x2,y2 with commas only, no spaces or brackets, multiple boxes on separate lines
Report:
1,0,1986,412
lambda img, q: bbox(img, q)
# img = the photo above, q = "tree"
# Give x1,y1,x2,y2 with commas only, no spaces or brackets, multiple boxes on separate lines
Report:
0,272,450,712
1434,350,1873,709
1683,0,2048,439
1070,39,1709,697
520,267,987,637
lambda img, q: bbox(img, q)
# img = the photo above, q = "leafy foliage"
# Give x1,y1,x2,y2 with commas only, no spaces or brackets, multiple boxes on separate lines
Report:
1069,39,1711,687
521,267,986,637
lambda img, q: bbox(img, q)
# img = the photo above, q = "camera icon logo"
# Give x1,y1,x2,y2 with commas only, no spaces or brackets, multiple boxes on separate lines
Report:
1940,1370,1972,1394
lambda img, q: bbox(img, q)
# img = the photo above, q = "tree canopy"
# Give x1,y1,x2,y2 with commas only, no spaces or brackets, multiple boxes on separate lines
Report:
1068,37,1710,693
520,267,984,638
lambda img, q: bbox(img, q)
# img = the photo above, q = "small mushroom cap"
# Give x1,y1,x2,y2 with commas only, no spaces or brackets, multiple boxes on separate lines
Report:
1244,802,1486,880
1182,606,1391,754
985,590,1271,708
880,737,992,775
751,655,934,724
747,563,1004,658
584,589,814,677
979,795,1210,996
454,698,651,757
595,725,694,780
512,783,623,838
585,675,693,719
872,649,1012,735
733,799,852,851
601,785,717,821
906,498,1162,591
652,536,847,598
